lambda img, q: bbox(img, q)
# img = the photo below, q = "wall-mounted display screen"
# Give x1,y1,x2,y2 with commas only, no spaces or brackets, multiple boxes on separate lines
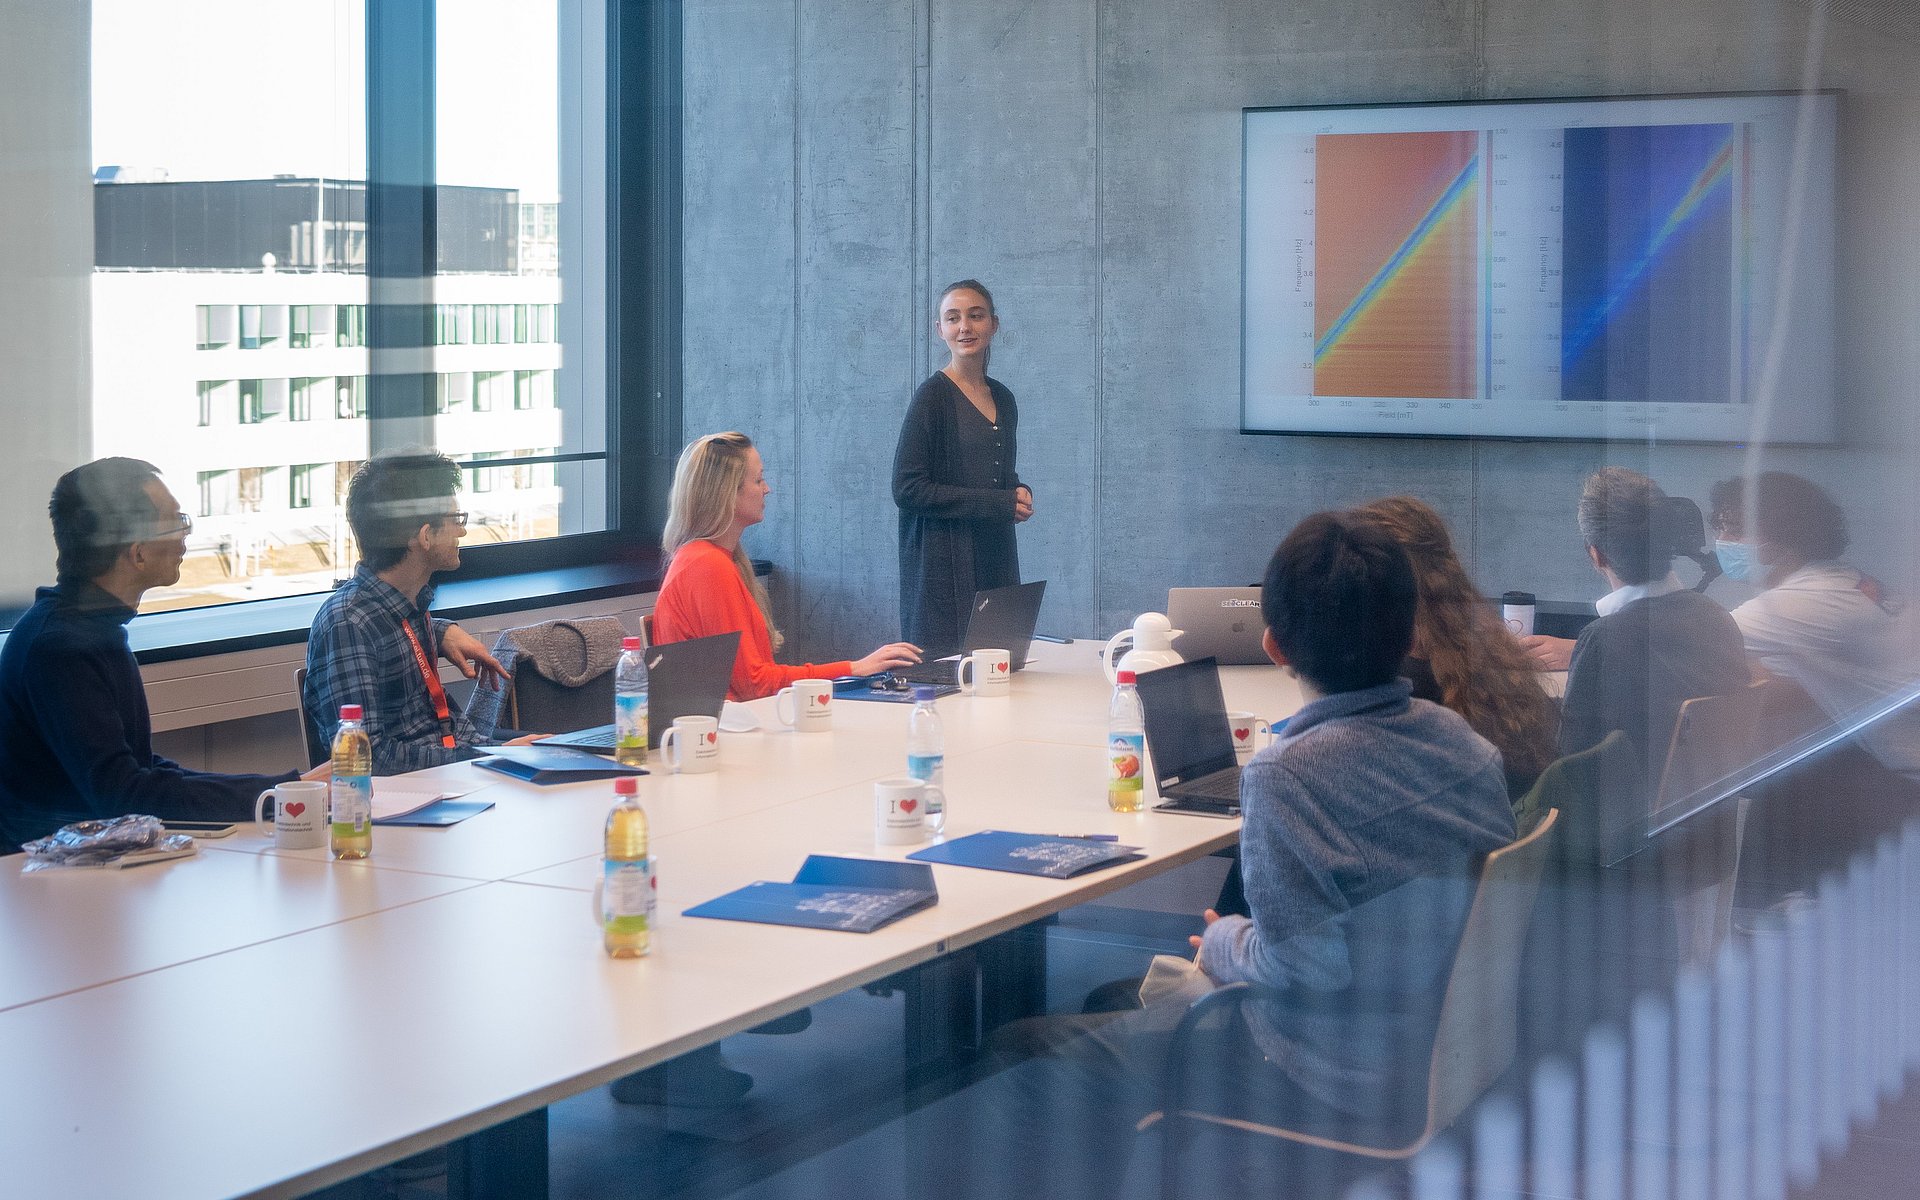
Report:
1242,93,1837,442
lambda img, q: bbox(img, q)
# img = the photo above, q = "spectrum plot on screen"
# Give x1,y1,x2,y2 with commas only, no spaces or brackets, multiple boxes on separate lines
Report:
1560,123,1739,406
1241,93,1835,442
1312,132,1481,399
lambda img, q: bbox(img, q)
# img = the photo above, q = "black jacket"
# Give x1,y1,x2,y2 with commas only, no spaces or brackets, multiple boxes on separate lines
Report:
892,372,1025,655
0,582,294,849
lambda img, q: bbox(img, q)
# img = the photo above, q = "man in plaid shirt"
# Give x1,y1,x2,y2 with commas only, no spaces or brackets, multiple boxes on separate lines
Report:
303,452,537,774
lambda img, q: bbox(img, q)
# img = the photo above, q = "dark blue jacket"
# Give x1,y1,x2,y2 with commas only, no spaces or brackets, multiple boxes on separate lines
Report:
0,582,294,850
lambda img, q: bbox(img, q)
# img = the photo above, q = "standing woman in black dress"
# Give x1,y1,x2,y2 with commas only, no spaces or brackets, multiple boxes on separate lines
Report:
892,279,1035,655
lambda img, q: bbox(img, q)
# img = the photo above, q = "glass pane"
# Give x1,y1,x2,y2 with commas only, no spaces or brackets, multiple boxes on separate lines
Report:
432,0,607,549
91,0,368,613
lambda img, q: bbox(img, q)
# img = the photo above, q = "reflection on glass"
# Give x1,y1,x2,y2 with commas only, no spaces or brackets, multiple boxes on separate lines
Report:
91,0,369,613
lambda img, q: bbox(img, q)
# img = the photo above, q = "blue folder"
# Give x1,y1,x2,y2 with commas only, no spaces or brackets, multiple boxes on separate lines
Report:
683,856,939,933
832,675,959,703
909,831,1145,879
473,745,646,784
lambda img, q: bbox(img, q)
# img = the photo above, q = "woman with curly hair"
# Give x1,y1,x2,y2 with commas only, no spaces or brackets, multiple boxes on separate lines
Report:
1351,495,1560,803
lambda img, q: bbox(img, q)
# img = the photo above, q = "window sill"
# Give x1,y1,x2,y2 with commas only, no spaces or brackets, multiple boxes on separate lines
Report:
125,557,769,664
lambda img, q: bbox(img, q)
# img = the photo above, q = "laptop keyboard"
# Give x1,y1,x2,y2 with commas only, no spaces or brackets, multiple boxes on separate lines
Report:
554,727,617,749
896,660,960,685
1175,770,1242,801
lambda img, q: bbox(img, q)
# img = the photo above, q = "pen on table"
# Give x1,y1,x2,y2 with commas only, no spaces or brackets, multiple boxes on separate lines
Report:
1048,832,1119,841
1031,633,1073,644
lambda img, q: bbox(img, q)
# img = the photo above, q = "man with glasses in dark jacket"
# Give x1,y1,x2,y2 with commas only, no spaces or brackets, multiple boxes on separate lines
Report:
0,458,325,850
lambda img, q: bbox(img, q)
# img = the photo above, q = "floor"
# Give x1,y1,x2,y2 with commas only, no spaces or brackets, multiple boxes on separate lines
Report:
329,838,1920,1200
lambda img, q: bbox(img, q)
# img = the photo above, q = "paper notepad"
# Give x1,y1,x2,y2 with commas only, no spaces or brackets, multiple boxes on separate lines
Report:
371,780,475,821
683,856,938,933
908,831,1145,879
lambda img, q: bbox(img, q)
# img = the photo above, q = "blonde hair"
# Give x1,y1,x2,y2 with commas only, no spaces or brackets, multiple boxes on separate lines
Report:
1350,496,1559,791
663,431,783,651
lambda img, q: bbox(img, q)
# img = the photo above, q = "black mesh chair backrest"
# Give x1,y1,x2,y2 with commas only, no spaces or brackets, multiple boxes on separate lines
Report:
510,662,615,734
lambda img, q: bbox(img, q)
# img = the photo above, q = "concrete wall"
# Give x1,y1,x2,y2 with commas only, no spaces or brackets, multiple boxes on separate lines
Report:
682,0,1920,661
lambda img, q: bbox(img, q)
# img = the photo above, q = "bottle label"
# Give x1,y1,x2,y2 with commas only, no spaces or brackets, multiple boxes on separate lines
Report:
332,774,373,830
908,753,945,818
603,859,651,927
1107,734,1145,794
615,692,648,751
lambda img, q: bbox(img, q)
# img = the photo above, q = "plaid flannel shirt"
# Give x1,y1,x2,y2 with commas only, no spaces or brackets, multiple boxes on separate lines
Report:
303,564,486,774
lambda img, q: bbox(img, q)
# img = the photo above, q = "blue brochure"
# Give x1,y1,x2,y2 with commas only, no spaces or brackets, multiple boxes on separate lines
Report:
909,831,1145,879
683,856,939,933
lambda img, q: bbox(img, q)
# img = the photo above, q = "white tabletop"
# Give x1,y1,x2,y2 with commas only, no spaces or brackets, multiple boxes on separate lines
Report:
0,641,1300,1198
0,846,476,1013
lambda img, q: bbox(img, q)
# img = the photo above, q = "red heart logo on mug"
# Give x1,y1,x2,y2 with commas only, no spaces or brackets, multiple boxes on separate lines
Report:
285,801,306,817
705,732,717,744
1234,728,1250,742
900,798,918,813
817,695,830,706
994,662,1009,673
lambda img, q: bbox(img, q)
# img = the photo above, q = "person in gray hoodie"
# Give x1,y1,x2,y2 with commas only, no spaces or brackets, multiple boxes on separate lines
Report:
929,511,1515,1199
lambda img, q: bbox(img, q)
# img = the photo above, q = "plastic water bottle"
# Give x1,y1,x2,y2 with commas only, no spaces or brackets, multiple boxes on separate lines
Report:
601,776,652,958
906,685,947,834
330,704,373,859
614,634,648,766
1107,670,1146,812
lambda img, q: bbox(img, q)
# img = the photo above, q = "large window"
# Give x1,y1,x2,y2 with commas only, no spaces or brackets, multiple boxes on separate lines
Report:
80,0,629,618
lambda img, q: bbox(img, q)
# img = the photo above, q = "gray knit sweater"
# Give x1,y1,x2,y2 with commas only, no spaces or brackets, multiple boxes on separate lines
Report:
1198,678,1515,1123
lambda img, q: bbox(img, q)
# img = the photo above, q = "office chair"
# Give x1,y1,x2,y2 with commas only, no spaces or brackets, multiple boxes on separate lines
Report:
1141,809,1559,1194
292,665,327,768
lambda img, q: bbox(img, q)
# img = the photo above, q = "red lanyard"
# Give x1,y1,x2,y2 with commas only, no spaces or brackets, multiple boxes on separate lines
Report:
399,616,458,749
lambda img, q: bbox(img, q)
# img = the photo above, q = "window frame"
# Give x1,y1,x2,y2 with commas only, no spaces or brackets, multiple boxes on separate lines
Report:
0,0,681,638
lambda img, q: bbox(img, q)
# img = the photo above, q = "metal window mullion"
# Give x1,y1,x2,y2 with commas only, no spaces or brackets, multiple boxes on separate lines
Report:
366,0,437,453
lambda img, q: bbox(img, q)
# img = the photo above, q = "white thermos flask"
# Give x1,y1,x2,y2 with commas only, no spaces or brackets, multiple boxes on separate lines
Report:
1501,591,1536,637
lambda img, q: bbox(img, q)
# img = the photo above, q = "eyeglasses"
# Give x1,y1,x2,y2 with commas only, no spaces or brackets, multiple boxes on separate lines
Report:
1708,511,1741,538
150,512,193,539
440,511,470,530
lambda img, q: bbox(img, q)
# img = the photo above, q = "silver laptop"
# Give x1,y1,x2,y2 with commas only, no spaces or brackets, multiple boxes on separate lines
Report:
1168,587,1268,666
1134,656,1243,817
539,630,740,754
897,580,1048,685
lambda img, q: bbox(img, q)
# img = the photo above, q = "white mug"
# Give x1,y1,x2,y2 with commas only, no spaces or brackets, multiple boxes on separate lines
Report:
874,778,927,845
255,780,328,850
1225,711,1273,760
660,715,720,774
959,648,1012,697
1501,591,1536,637
776,679,834,732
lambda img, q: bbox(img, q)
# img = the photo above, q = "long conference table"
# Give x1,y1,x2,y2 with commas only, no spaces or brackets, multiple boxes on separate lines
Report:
0,641,1302,1199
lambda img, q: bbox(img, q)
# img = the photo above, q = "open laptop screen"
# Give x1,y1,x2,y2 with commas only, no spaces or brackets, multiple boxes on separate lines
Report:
1133,657,1240,788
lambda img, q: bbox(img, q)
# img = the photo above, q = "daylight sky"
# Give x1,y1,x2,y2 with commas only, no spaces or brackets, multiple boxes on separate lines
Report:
91,0,559,196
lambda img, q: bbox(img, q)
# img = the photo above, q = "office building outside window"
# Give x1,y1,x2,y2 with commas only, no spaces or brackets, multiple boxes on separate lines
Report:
83,0,607,615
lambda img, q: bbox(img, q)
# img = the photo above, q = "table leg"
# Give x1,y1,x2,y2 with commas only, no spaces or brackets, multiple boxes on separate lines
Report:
901,947,977,1074
977,920,1050,1035
447,1105,549,1200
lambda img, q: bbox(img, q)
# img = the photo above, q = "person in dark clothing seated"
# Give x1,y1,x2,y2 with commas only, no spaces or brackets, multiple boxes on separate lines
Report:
1557,467,1750,794
0,458,327,850
920,513,1515,1200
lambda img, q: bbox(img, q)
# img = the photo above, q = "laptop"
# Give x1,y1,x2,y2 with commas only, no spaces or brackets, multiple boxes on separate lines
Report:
897,580,1048,686
540,630,741,754
1167,587,1269,666
1133,656,1244,817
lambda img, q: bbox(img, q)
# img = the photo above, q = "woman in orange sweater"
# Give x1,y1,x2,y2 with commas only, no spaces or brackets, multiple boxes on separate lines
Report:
653,432,922,700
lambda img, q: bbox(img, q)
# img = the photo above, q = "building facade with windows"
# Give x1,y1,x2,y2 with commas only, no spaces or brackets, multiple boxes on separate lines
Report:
90,177,563,610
